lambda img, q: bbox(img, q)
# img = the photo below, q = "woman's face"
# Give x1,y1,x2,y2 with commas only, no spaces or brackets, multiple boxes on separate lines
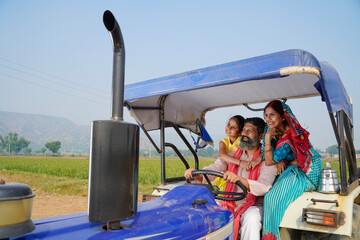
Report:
225,119,241,139
264,107,283,129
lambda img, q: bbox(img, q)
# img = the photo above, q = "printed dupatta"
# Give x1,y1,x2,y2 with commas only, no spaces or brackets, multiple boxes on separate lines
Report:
222,147,262,240
278,103,313,174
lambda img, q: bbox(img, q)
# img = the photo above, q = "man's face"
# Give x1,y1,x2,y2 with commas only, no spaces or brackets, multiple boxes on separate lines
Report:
239,123,259,150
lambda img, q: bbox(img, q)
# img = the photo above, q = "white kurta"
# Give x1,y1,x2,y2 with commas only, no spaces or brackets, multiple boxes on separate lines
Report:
203,151,277,240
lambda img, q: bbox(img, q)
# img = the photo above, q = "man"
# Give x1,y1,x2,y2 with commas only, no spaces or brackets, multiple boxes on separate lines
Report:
184,117,277,240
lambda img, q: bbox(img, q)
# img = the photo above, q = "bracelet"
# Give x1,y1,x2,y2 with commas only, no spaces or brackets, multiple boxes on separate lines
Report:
264,148,272,153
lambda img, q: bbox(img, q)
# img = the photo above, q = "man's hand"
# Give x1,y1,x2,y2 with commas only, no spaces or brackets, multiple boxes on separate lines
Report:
184,168,203,183
184,168,195,179
223,171,241,184
223,171,250,192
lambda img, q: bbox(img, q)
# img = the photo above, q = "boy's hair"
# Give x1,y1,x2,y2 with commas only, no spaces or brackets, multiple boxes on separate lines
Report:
244,117,266,135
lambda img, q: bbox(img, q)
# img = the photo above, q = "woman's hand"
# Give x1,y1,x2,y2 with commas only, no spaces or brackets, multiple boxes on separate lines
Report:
266,127,281,137
275,162,286,174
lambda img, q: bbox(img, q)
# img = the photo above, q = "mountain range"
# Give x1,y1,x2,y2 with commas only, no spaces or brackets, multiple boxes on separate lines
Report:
0,110,221,155
0,110,91,154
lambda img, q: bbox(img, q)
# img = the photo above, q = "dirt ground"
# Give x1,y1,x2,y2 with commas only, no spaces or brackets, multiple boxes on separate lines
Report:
31,193,143,220
32,193,88,219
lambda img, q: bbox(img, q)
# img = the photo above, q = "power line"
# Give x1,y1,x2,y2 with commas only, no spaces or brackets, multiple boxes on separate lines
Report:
0,72,108,106
0,56,109,94
0,56,110,97
0,62,110,101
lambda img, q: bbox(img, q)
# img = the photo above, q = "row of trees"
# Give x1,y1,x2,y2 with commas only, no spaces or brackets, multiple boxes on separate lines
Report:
0,132,61,154
324,145,360,155
140,144,360,158
140,146,217,158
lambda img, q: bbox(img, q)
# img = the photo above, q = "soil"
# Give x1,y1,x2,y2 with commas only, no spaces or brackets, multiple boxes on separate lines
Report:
31,193,143,220
32,193,88,219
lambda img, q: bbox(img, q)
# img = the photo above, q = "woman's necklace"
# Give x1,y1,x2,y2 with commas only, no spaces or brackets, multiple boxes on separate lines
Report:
277,128,286,138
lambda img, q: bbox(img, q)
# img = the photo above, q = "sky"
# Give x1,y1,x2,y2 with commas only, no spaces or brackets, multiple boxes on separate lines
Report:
0,0,359,151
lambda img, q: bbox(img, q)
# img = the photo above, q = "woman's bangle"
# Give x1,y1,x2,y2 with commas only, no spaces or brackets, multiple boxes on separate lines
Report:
264,148,272,153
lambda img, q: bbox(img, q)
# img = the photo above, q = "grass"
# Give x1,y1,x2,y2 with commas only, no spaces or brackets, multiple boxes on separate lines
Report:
1,156,358,197
0,156,216,196
0,169,88,196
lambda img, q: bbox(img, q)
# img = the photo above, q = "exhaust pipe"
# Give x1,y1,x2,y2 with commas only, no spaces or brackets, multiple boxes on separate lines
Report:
103,10,125,121
88,10,139,228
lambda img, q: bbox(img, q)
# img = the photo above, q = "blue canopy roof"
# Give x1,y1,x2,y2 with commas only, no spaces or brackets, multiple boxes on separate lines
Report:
124,49,352,132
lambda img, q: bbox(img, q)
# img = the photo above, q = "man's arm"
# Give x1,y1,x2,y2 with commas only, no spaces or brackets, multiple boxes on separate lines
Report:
184,157,228,183
246,161,277,196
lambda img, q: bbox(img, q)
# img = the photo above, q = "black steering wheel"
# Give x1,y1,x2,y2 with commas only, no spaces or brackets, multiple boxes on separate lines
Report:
191,169,247,201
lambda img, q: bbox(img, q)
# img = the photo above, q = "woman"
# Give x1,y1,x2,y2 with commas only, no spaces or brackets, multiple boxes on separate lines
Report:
261,100,322,240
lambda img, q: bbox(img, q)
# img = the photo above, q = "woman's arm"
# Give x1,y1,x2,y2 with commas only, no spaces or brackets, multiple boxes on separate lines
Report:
264,129,276,166
248,153,263,169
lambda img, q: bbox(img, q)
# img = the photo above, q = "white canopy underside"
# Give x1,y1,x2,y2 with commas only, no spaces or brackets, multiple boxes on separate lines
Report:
128,73,320,133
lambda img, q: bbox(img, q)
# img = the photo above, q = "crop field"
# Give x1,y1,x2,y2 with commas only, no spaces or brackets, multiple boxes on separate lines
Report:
0,156,215,196
0,156,358,197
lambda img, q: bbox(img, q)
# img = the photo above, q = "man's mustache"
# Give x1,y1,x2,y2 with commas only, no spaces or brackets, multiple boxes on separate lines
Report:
241,136,251,141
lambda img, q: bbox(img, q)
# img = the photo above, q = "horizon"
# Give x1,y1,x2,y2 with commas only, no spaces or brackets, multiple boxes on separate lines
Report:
0,110,357,153
0,1,359,150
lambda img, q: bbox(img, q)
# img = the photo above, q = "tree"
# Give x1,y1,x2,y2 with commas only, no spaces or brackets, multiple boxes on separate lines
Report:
24,148,32,155
0,134,5,152
0,132,30,154
41,147,47,154
314,148,323,153
325,144,338,157
45,141,61,154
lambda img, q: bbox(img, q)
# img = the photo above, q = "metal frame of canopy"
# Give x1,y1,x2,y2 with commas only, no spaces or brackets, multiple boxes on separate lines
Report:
124,49,357,193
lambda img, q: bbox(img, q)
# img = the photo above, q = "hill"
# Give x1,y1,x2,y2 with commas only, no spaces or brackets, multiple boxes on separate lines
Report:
0,111,90,154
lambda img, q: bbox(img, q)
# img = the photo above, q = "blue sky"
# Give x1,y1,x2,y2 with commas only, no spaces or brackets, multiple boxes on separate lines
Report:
0,0,359,150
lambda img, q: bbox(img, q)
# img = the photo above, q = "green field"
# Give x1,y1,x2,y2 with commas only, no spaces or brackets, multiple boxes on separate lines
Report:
0,156,215,196
0,156,358,197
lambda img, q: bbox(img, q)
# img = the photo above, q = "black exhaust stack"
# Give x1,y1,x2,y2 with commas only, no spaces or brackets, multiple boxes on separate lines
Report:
103,10,125,121
88,10,139,228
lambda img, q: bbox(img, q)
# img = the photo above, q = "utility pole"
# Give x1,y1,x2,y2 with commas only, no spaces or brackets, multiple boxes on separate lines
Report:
149,143,151,158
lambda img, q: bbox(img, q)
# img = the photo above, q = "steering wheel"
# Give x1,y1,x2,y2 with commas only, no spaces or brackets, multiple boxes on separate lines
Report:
191,169,247,201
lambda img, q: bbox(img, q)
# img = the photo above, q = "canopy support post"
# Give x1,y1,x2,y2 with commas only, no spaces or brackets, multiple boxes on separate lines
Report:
343,114,358,184
165,121,199,171
159,96,167,185
337,110,348,195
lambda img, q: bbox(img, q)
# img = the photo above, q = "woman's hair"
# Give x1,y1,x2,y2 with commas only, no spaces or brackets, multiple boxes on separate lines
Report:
264,100,288,125
229,115,245,131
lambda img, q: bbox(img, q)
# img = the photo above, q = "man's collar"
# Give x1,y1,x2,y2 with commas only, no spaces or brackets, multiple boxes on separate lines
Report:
244,144,260,156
